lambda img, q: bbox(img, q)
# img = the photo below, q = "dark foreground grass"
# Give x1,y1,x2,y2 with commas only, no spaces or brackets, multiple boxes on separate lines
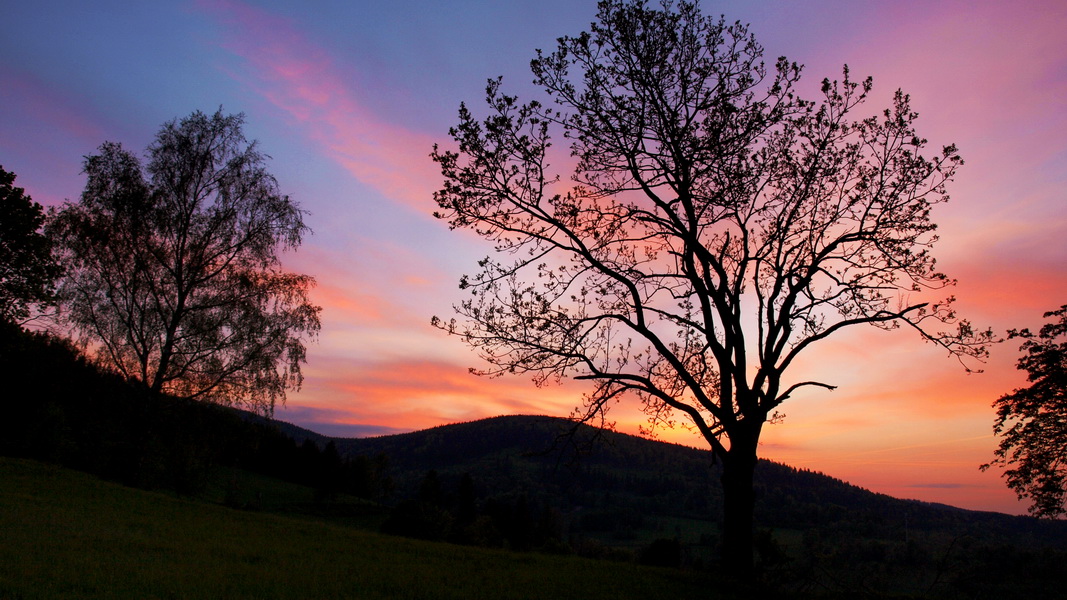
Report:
0,458,729,600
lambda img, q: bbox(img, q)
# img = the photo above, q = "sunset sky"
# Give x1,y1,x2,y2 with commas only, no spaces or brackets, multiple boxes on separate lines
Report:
3,0,1064,515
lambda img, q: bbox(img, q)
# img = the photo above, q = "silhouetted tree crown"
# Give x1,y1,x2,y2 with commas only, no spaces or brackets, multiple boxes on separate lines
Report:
984,305,1067,518
49,109,321,415
0,165,60,323
431,0,991,572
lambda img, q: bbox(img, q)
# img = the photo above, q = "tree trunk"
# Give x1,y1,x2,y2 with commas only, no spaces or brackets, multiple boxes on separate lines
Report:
720,435,758,575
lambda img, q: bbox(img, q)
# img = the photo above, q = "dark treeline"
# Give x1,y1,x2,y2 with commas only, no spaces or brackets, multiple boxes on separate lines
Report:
377,466,692,567
0,320,388,500
381,470,569,554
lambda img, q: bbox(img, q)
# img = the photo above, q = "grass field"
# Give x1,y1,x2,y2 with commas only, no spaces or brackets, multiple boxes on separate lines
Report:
0,458,735,600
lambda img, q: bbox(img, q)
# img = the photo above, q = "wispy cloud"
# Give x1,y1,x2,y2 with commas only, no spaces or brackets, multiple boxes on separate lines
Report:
200,0,441,213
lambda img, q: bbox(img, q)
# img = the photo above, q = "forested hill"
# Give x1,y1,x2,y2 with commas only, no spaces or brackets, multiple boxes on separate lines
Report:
331,415,1067,548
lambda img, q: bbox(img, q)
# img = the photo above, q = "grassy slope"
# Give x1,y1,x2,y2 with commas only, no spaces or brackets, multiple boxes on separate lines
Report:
0,458,730,600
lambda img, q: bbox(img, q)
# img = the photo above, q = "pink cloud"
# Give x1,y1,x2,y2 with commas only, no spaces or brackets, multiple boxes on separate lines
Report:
200,0,441,213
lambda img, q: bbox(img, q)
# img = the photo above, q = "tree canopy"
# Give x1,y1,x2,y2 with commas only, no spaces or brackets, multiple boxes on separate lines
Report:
49,110,320,414
0,165,60,323
984,305,1067,518
432,0,991,571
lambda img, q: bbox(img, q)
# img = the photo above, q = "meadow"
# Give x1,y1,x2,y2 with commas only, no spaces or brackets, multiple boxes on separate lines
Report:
0,457,730,600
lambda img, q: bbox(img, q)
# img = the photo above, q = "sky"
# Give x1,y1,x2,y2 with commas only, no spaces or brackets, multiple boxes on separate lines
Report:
2,0,1064,516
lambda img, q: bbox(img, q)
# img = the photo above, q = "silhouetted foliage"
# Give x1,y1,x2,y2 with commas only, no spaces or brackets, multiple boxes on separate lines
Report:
375,463,568,551
640,538,683,568
984,305,1067,517
431,0,991,572
48,109,320,414
418,469,446,507
345,453,393,502
381,499,455,542
456,472,478,525
0,165,60,323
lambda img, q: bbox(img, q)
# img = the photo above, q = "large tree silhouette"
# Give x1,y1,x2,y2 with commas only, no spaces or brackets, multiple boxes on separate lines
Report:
0,166,60,323
432,0,991,572
50,110,320,415
983,305,1067,518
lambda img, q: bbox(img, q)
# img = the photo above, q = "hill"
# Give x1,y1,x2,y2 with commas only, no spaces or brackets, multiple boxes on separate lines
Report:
332,414,1067,547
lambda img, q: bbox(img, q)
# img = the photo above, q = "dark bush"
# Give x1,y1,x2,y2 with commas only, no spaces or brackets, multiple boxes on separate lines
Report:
639,538,682,568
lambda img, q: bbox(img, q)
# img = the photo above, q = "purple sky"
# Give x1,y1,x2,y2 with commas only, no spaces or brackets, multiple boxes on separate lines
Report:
3,0,1065,514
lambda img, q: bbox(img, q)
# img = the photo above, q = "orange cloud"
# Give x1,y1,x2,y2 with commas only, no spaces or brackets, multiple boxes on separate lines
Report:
950,262,1067,324
289,353,590,432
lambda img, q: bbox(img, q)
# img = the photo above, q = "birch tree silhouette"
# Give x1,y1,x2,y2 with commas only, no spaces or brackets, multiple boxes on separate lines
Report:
50,110,320,414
